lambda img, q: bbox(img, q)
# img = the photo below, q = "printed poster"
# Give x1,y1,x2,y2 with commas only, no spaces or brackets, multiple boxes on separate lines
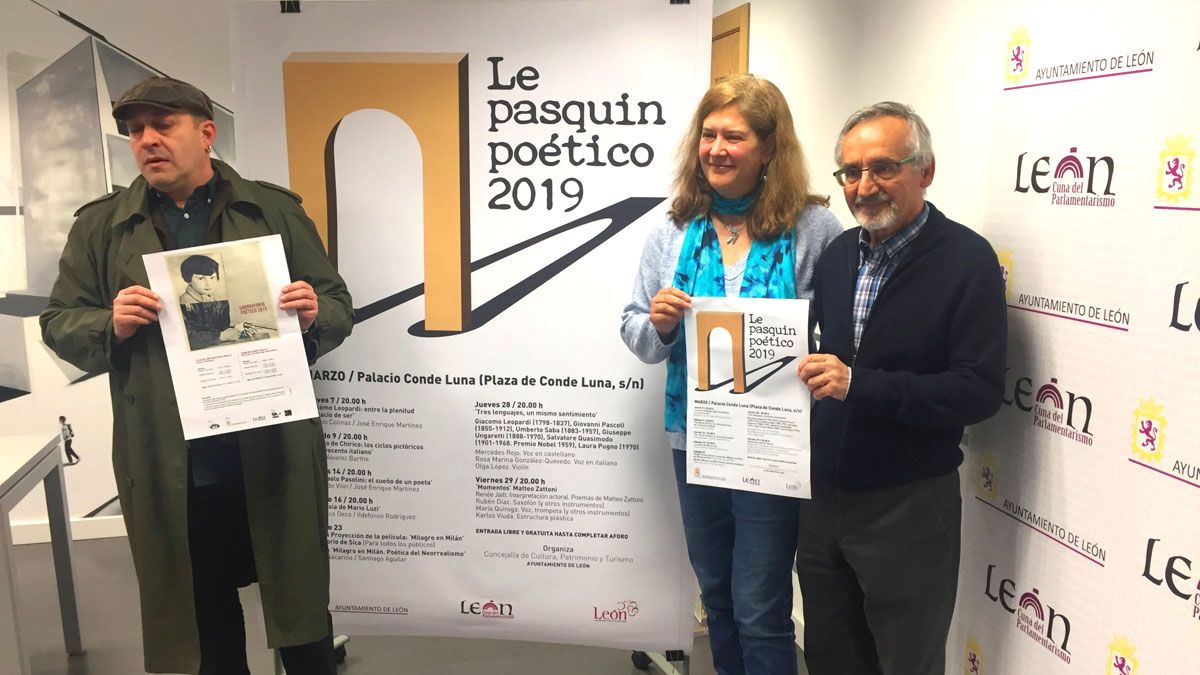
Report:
684,296,811,498
143,234,318,439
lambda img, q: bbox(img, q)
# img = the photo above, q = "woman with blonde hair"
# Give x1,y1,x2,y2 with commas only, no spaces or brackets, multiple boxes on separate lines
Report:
620,74,842,674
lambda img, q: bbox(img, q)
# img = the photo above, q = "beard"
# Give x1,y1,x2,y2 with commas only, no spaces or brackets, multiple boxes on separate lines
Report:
851,194,901,232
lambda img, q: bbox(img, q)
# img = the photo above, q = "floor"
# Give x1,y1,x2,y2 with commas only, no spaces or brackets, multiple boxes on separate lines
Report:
13,538,810,674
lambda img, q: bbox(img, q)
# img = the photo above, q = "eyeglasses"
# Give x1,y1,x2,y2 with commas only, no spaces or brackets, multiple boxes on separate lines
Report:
833,155,916,186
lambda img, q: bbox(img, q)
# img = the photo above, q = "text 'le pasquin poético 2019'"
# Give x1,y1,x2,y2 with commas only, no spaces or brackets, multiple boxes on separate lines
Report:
485,56,666,213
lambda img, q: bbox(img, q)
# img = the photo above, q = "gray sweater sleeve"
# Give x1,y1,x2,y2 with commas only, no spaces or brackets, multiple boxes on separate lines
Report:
792,204,845,299
620,218,684,364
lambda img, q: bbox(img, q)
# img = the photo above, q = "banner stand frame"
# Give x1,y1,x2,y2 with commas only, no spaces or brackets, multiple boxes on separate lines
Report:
633,648,689,674
271,638,683,672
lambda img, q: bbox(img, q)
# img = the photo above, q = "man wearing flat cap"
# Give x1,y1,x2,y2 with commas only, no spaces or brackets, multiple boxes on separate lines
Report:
41,76,353,674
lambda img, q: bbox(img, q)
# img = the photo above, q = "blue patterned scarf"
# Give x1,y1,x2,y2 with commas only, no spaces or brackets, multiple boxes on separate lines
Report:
664,214,796,433
711,188,756,215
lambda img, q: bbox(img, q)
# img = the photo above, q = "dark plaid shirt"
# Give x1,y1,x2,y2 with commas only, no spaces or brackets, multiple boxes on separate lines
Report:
852,203,930,350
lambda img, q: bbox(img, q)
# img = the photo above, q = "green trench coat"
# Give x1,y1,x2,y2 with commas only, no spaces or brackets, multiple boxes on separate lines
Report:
40,161,353,673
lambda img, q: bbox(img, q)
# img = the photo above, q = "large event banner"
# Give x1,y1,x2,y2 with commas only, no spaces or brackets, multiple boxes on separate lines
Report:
232,0,710,651
950,1,1200,673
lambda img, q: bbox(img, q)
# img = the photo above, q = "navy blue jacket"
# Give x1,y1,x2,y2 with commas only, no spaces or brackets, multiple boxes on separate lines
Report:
810,202,1007,489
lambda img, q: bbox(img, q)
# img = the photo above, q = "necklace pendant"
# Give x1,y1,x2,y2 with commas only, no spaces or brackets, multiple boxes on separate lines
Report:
725,233,738,245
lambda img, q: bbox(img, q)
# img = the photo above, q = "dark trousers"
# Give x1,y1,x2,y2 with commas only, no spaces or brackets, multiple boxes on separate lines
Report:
795,469,961,675
63,440,80,463
188,481,336,675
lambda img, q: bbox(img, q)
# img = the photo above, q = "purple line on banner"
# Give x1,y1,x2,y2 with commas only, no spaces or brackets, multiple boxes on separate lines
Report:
1129,458,1200,490
1152,206,1200,212
1006,304,1129,331
1003,67,1153,91
974,496,1104,567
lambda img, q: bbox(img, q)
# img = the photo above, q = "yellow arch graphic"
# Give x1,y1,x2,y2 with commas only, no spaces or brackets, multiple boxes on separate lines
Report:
696,311,746,393
283,52,470,331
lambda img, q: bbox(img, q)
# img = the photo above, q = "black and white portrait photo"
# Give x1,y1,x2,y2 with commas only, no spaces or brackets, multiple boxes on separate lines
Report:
168,244,278,351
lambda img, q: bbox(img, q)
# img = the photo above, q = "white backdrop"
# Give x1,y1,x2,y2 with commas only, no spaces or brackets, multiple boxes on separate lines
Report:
950,2,1200,673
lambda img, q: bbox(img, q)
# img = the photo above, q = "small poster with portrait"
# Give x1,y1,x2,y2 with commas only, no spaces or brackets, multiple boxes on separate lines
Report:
143,234,319,439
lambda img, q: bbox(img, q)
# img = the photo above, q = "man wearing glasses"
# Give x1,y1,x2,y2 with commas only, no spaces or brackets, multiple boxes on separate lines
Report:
794,102,1007,674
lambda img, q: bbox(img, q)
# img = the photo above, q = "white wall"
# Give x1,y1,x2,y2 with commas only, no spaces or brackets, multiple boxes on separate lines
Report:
852,0,996,230
715,0,863,226
715,0,995,230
